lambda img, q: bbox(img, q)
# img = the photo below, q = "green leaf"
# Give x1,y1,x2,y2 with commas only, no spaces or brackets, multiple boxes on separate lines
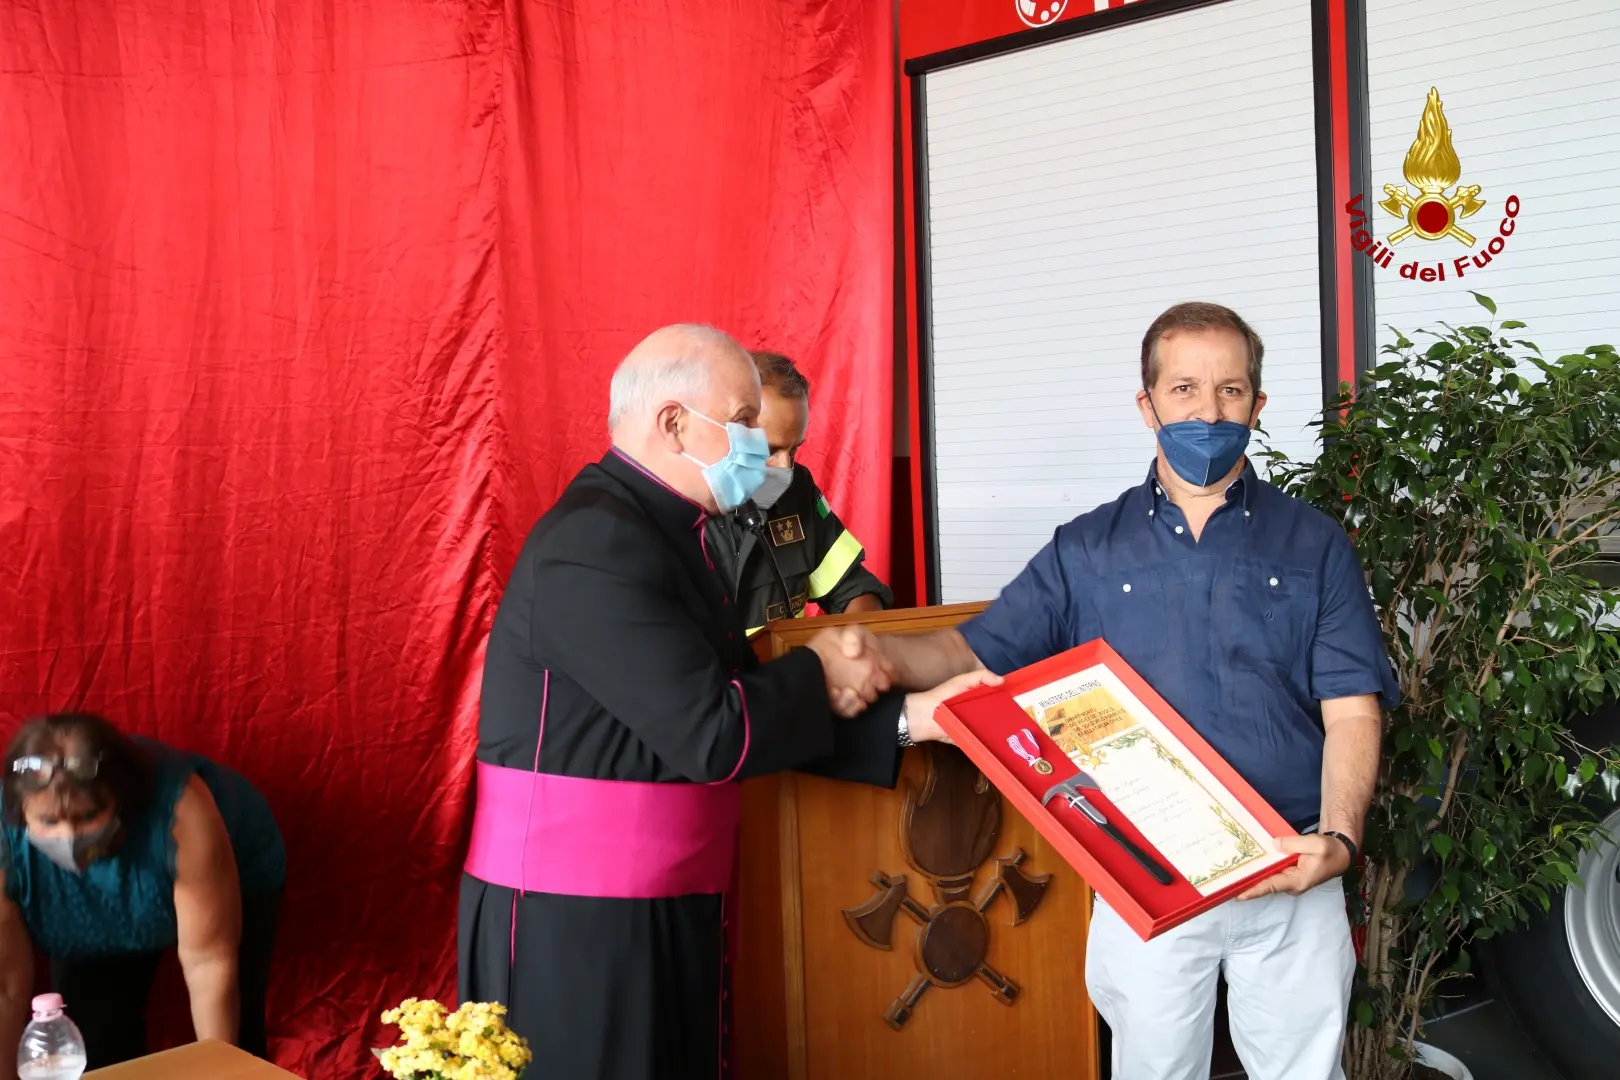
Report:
1471,291,1498,315
1371,565,1396,607
1271,306,1620,1038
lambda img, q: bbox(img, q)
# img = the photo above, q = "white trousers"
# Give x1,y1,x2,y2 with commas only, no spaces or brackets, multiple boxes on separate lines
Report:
1086,878,1355,1080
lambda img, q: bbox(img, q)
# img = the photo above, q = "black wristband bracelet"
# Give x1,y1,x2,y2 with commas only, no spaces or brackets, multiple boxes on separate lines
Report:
1323,830,1359,864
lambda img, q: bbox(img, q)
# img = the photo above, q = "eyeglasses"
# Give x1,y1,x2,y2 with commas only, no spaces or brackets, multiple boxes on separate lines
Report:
8,754,103,788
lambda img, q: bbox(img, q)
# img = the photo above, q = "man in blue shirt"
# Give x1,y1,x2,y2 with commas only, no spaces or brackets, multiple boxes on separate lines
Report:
884,302,1398,1080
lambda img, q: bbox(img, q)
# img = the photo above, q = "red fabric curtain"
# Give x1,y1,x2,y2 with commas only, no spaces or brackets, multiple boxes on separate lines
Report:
0,2,892,1075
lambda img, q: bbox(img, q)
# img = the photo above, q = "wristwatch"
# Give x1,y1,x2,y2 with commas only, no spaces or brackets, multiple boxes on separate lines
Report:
1323,830,1359,865
897,702,914,748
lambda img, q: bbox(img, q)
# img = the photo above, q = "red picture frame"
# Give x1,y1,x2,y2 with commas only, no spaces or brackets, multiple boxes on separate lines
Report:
936,639,1300,941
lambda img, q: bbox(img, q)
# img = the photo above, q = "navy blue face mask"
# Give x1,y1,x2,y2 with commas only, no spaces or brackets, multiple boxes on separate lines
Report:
1150,398,1254,488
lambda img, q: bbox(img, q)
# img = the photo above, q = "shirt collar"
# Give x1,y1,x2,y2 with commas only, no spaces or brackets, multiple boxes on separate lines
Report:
1144,458,1260,523
601,448,711,534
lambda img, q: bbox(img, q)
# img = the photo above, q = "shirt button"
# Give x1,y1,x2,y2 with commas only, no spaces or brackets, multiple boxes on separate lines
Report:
1245,510,1251,518
1122,583,1131,593
1148,509,1154,517
1269,577,1279,587
1174,525,1184,535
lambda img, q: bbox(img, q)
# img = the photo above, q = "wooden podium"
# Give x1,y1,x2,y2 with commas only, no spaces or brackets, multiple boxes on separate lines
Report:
734,604,1101,1080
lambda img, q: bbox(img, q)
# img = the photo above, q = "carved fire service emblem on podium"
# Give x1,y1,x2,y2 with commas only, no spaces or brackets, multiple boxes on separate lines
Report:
842,744,1050,1029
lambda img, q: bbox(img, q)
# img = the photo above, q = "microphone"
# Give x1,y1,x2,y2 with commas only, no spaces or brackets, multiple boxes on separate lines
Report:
738,501,797,621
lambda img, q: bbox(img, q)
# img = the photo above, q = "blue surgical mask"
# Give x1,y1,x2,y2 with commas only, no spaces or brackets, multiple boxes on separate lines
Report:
1151,399,1254,488
681,406,769,512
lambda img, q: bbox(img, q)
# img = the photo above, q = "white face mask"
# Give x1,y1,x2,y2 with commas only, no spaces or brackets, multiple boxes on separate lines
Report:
751,466,793,509
29,816,122,873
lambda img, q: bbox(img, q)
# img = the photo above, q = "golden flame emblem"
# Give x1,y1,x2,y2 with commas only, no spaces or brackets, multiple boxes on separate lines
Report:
1379,87,1486,246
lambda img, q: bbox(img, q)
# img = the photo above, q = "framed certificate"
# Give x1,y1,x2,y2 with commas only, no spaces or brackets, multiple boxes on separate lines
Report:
937,639,1299,941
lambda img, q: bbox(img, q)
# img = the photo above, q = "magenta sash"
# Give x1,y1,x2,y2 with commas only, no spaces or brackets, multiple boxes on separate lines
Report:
463,762,741,899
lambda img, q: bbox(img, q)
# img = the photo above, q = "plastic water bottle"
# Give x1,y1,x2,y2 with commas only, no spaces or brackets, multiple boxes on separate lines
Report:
16,995,87,1080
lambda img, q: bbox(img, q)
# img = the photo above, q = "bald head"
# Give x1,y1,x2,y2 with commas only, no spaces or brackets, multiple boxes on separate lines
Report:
607,324,763,511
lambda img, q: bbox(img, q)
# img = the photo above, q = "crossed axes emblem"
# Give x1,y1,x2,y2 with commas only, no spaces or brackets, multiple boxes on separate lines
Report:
841,744,1050,1029
1379,181,1485,246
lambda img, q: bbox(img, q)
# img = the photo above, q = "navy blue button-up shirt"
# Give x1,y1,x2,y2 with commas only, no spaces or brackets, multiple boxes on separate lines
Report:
960,461,1400,826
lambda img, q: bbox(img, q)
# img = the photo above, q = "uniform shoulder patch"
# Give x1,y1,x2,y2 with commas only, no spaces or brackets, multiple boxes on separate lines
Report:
815,493,831,519
769,514,806,546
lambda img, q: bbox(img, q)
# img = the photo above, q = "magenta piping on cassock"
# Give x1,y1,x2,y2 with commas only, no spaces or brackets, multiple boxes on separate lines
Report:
711,679,750,783
610,447,709,513
521,670,551,887
716,891,728,1080
509,670,552,965
466,763,741,900
608,448,716,568
696,517,714,570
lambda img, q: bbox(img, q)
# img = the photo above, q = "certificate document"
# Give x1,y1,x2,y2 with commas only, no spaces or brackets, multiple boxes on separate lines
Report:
1014,664,1289,896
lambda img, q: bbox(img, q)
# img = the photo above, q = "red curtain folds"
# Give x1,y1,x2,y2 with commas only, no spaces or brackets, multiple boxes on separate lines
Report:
0,2,893,1075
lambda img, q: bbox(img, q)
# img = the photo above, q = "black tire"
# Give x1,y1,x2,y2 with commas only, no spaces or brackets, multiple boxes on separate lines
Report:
1484,874,1620,1080
1484,700,1620,1080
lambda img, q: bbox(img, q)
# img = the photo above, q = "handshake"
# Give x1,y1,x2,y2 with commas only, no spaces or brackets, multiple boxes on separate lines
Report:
803,626,1002,743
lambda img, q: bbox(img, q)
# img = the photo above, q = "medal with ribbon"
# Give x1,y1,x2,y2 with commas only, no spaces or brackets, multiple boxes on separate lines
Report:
1007,729,1054,775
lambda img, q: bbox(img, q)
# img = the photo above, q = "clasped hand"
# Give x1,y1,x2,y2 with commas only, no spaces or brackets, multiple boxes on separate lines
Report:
807,627,898,717
806,628,1003,731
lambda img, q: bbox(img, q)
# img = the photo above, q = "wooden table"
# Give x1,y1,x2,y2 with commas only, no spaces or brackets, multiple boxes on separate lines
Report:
85,1040,302,1079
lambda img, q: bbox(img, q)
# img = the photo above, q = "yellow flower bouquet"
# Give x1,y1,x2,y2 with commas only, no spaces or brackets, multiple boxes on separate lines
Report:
372,998,531,1080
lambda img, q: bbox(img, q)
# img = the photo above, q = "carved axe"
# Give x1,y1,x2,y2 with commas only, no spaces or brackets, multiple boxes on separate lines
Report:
1041,774,1174,886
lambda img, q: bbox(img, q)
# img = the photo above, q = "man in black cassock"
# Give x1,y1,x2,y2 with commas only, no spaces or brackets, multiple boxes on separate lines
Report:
457,324,993,1079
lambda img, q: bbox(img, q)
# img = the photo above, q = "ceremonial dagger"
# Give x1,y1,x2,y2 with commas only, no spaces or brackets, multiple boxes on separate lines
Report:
1041,774,1174,885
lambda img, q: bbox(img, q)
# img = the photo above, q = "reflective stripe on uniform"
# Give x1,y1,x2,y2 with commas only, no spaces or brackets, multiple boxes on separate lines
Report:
747,601,806,636
807,530,863,600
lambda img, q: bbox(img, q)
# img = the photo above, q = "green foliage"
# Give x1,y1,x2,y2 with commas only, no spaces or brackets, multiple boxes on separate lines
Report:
1260,294,1620,1079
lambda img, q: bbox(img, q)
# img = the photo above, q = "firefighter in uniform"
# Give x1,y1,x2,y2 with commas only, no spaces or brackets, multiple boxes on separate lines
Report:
705,350,893,635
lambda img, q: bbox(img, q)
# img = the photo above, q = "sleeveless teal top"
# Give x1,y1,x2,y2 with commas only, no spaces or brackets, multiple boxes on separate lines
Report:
1,738,286,960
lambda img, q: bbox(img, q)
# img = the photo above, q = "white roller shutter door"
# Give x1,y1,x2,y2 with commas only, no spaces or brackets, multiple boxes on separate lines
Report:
919,0,1325,604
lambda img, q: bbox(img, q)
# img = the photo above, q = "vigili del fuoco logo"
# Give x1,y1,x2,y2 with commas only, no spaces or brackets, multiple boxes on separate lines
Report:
1344,87,1521,284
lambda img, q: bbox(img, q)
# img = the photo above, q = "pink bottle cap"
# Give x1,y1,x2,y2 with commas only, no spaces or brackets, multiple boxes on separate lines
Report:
31,994,64,1019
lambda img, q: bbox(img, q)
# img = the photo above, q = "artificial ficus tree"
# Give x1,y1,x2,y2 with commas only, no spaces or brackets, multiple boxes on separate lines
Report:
1261,293,1620,1079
